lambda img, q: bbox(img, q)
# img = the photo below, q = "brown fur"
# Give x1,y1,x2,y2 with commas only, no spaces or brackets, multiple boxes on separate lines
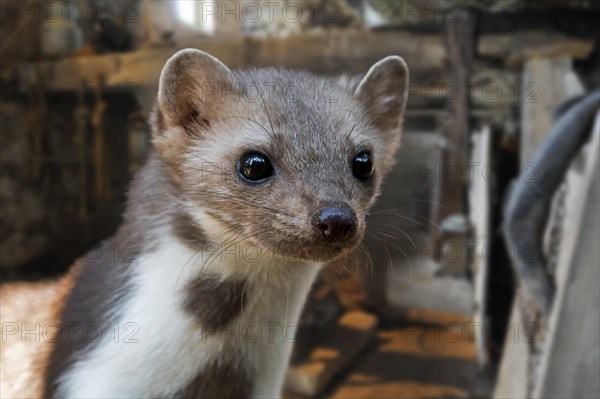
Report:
44,157,175,396
43,248,135,396
176,357,252,398
183,274,248,328
172,208,210,250
0,263,81,398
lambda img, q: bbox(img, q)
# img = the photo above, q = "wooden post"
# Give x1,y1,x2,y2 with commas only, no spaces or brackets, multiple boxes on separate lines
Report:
469,126,492,365
433,5,475,240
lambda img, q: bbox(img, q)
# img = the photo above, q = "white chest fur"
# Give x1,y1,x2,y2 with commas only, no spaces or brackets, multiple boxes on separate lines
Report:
56,235,321,398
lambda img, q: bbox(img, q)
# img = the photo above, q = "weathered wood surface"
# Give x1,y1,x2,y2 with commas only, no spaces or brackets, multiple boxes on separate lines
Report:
535,113,600,398
286,310,377,397
478,31,594,66
3,30,450,113
492,303,529,399
432,8,474,242
494,70,596,397
468,126,492,366
520,58,573,181
331,320,480,398
5,30,445,87
5,32,563,115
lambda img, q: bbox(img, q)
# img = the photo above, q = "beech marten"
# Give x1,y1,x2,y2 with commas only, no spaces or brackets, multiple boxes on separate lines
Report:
1,49,409,398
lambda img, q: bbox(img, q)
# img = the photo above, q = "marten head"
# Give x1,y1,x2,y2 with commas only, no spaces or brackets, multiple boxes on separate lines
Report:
152,49,408,263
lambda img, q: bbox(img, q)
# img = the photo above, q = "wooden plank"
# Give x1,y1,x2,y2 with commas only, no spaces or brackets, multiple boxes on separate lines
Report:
5,30,445,87
520,58,573,172
285,310,377,397
492,304,529,398
468,126,492,366
332,324,480,399
535,113,600,398
478,31,594,66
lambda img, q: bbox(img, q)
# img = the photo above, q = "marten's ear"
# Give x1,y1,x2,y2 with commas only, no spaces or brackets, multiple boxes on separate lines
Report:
354,56,409,134
156,49,234,133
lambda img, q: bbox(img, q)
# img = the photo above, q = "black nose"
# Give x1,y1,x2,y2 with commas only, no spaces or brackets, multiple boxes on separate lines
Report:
312,206,357,243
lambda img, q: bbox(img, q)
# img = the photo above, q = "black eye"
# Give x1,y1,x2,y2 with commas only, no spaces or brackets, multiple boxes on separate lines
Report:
352,152,374,181
238,153,273,182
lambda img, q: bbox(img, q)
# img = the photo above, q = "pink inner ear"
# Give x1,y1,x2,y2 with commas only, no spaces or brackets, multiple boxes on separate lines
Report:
355,76,408,131
158,49,235,128
354,57,409,131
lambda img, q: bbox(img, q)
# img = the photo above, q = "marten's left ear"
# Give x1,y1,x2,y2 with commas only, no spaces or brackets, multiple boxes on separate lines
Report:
354,56,409,134
156,48,234,134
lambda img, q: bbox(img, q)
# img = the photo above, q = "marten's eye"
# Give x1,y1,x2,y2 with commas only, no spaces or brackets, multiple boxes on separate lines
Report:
352,152,374,181
238,153,274,182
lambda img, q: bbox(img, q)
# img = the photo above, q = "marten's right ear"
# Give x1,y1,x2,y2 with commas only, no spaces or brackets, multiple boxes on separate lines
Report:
156,49,234,134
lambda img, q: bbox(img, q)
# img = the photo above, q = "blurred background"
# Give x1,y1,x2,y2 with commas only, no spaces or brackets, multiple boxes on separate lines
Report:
1,1,599,398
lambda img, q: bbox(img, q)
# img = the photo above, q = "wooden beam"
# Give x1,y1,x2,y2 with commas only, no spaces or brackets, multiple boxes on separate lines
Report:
5,30,446,88
478,31,594,67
